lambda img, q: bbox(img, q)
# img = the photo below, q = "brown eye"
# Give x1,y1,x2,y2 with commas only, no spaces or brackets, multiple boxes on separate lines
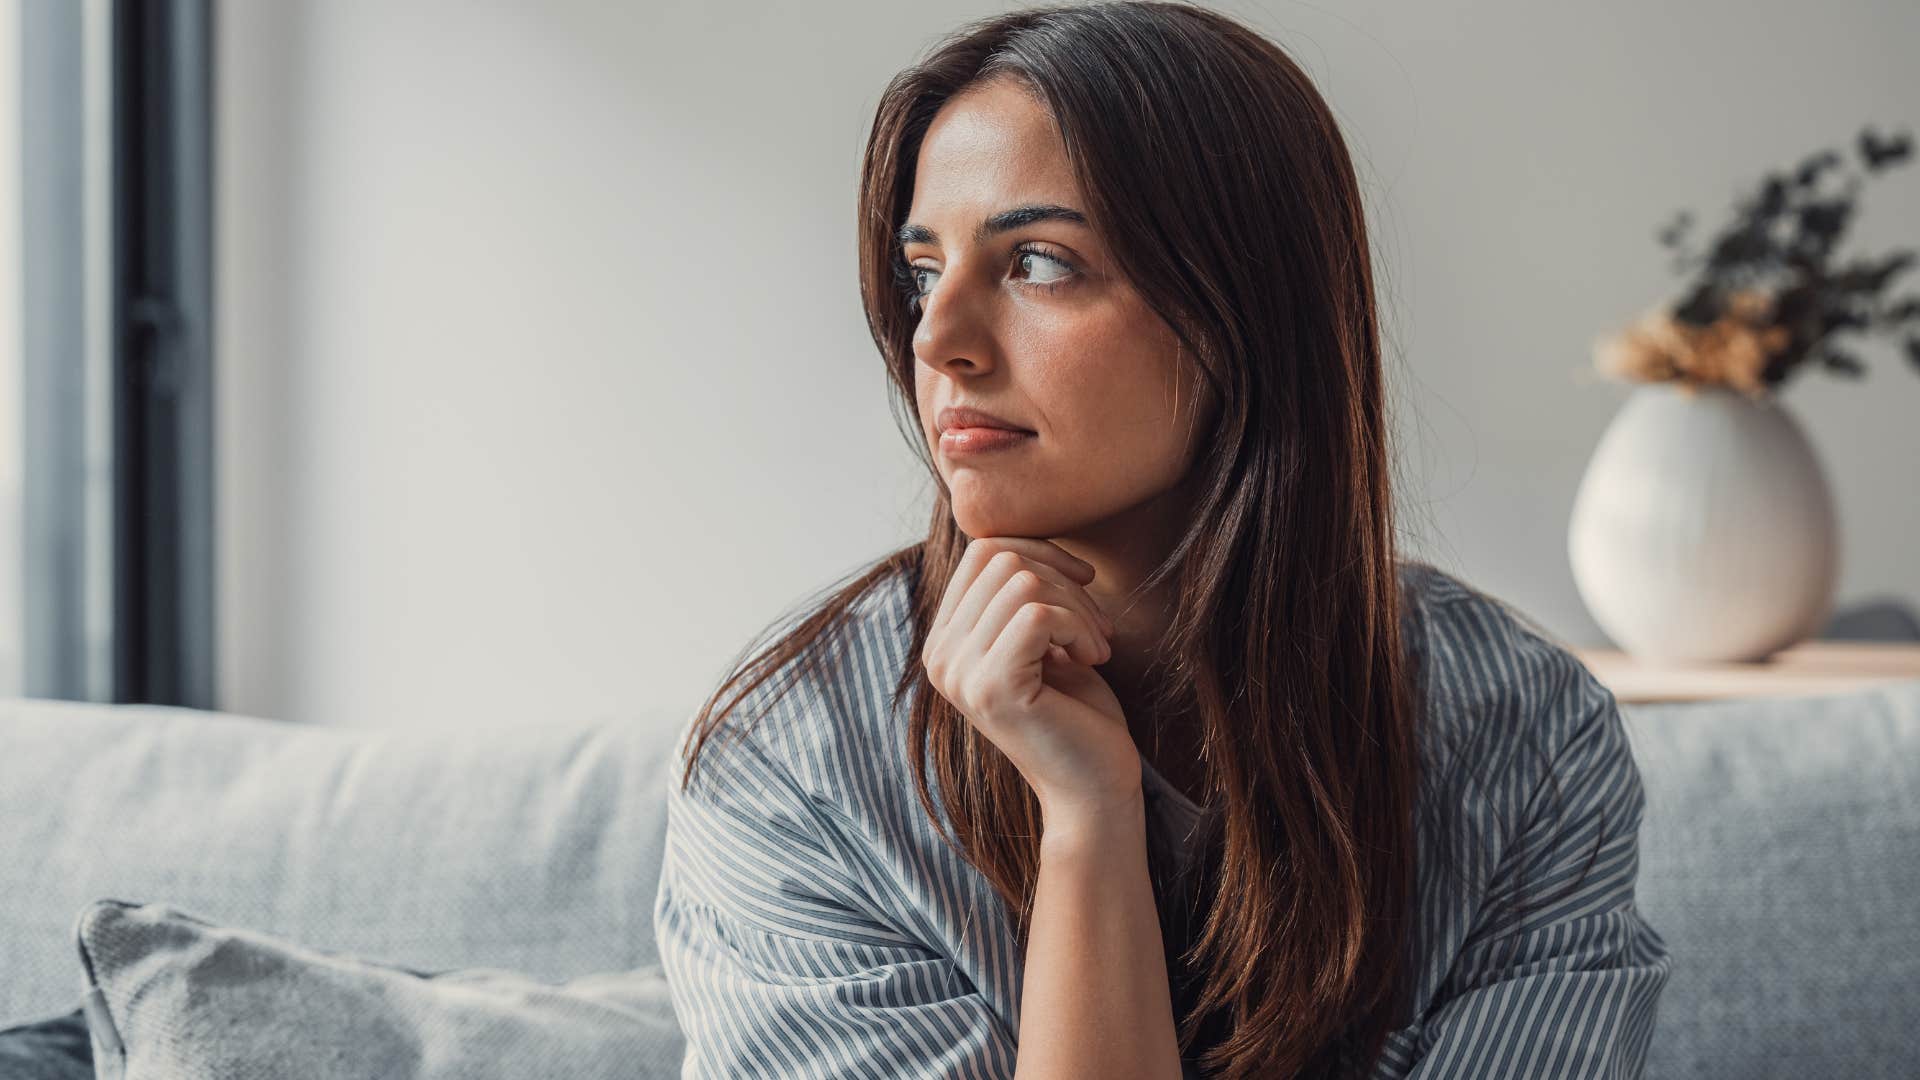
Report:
1015,248,1076,287
891,245,1080,316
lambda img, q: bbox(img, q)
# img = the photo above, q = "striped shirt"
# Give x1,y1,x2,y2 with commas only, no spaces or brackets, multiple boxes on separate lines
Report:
653,560,1673,1078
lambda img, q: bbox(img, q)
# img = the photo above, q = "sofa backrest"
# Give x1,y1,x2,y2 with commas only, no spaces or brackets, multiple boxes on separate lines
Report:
0,698,687,1024
7,683,1919,1078
1623,679,1920,1079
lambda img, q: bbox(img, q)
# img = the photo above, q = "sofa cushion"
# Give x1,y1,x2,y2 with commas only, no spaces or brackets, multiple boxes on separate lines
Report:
74,898,683,1079
1622,679,1920,1078
0,698,686,1024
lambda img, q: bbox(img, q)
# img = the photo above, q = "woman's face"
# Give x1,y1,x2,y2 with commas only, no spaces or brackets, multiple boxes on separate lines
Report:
904,78,1216,543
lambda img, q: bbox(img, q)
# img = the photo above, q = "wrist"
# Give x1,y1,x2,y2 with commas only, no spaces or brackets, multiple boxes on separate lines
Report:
1037,786,1147,856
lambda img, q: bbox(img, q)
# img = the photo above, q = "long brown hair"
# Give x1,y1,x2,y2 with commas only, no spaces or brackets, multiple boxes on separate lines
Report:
674,4,1602,1076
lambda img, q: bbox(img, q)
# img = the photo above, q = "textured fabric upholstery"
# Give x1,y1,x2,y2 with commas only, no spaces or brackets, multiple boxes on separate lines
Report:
0,698,684,1024
1623,681,1920,1078
5,679,1919,1077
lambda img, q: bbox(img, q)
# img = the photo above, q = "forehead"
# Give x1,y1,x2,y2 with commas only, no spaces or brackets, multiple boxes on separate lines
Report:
907,80,1082,224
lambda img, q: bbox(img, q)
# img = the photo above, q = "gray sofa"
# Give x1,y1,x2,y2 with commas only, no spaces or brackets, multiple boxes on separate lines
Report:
3,683,1917,1077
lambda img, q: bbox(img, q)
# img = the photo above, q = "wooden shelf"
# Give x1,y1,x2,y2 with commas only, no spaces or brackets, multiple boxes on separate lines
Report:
1571,642,1920,704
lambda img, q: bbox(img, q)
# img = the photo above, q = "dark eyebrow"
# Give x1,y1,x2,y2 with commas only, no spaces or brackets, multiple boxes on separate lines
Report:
894,203,1090,251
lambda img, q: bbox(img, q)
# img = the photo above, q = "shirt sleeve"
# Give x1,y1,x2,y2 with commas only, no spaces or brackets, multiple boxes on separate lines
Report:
1400,668,1674,1079
652,719,1018,1080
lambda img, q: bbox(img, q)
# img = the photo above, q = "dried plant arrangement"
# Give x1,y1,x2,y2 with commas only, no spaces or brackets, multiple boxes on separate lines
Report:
1592,125,1918,399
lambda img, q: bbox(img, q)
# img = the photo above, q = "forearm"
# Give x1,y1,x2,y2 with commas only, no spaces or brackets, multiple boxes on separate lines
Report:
1013,790,1182,1080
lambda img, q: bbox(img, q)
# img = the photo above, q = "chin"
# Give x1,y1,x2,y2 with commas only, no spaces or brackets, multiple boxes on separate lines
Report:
950,500,1088,542
951,505,1032,540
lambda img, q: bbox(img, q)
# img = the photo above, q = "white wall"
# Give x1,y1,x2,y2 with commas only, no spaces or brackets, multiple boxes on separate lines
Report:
216,0,1920,727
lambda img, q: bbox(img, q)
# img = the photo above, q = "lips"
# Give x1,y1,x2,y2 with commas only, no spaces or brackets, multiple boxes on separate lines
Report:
937,405,1034,435
939,426,1034,455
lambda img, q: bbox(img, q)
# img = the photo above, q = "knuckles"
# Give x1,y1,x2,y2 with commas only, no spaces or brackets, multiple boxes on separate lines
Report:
933,540,1061,721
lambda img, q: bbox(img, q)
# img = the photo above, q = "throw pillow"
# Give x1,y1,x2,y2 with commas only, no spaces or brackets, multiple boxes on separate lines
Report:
73,898,685,1080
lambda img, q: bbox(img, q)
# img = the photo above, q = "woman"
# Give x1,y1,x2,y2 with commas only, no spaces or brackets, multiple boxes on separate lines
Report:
652,3,1671,1078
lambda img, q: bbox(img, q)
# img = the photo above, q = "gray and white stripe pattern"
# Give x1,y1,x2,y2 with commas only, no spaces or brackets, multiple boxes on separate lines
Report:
653,561,1673,1078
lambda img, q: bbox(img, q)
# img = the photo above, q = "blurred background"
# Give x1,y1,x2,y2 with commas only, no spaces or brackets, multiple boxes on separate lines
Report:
4,0,1917,727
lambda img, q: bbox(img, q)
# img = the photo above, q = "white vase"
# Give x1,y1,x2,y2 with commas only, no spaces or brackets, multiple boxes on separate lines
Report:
1568,383,1840,663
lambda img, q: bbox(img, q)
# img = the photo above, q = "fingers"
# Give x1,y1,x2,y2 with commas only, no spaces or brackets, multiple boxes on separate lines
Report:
966,570,1111,671
975,603,1106,713
986,537,1097,586
924,539,1116,702
948,551,1106,660
995,557,1116,644
933,537,1094,638
941,541,1108,641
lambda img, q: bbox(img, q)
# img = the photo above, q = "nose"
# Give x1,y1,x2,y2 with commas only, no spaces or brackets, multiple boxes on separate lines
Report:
911,264,999,378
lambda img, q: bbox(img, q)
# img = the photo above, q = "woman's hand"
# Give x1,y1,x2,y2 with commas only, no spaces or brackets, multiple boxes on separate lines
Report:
922,537,1143,824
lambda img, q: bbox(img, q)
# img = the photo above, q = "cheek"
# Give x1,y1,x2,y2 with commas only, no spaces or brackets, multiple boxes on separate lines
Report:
1065,358,1197,489
1050,352,1180,444
912,379,939,441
